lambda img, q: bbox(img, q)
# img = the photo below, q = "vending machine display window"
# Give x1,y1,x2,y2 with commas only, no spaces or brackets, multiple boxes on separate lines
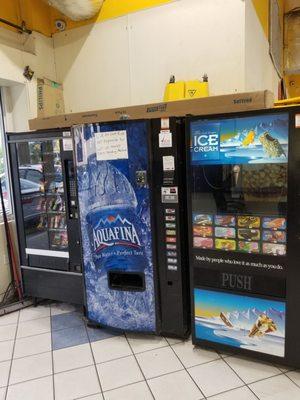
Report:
17,139,69,253
190,112,289,256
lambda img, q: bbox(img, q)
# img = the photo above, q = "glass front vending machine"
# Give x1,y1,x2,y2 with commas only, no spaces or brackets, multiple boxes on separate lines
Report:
187,107,300,366
7,129,83,304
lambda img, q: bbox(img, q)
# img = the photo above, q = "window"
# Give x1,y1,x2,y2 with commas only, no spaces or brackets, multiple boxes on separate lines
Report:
0,93,11,217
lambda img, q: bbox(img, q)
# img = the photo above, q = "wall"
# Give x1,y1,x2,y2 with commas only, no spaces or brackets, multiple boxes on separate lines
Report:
0,0,175,36
54,0,280,113
0,224,10,302
245,0,280,97
0,0,52,36
0,221,17,303
50,0,175,33
54,0,246,113
0,31,57,130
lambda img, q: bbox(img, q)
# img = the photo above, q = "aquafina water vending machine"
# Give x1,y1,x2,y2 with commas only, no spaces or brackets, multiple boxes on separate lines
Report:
74,118,189,338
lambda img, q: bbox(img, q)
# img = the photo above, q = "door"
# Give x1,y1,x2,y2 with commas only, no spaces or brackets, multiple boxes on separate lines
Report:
74,121,156,332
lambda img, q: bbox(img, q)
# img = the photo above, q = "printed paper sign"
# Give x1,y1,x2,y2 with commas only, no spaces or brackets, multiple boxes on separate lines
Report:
163,156,175,171
63,138,73,151
159,130,172,148
96,130,128,161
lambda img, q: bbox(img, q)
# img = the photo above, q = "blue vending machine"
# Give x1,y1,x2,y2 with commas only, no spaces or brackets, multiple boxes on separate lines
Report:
74,119,189,337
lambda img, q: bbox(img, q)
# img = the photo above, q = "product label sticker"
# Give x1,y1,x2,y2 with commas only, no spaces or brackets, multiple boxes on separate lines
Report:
193,225,213,237
161,187,178,203
165,215,176,221
166,230,176,236
296,114,300,128
166,237,177,243
193,237,214,249
166,208,176,214
159,130,172,148
161,117,170,130
63,138,73,151
168,265,178,271
166,223,176,229
96,130,128,161
163,155,175,171
63,131,71,137
166,244,177,250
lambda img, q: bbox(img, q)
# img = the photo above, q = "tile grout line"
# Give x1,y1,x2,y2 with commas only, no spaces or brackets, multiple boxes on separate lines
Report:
74,391,102,400
168,341,207,400
102,378,145,395
50,304,56,400
84,320,104,395
204,383,249,399
220,356,261,400
220,357,300,398
124,331,156,400
4,310,20,400
283,371,300,390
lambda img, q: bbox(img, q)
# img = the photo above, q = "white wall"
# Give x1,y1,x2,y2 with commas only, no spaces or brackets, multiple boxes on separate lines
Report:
0,32,57,131
244,0,280,97
54,0,246,113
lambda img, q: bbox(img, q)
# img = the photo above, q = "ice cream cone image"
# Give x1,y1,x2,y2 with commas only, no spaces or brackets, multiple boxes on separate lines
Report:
249,313,277,338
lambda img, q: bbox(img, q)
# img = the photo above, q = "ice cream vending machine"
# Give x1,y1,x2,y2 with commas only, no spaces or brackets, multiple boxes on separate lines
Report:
73,118,189,337
187,107,300,366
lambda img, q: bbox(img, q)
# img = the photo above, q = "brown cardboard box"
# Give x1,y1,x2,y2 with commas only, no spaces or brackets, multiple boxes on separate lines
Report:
30,90,274,130
37,78,65,118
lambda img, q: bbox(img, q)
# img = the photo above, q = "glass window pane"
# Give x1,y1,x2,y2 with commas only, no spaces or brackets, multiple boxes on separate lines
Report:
190,112,289,257
0,95,10,218
17,139,68,251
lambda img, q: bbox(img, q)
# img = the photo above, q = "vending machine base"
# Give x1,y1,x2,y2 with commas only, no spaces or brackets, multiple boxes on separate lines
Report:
187,107,300,367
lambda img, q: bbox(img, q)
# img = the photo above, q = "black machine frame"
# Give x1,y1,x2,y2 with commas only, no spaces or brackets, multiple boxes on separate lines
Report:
186,106,300,366
7,128,83,305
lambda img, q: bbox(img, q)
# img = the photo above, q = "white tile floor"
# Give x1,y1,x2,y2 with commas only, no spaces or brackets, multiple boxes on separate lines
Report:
0,302,299,400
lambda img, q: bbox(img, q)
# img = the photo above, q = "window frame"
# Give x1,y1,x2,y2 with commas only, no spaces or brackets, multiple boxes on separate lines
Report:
0,89,13,219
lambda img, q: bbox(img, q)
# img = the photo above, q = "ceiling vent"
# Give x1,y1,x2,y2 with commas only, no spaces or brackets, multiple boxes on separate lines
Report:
46,0,104,21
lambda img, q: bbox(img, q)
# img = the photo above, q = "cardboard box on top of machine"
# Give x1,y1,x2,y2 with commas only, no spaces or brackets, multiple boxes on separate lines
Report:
29,90,274,130
37,78,65,118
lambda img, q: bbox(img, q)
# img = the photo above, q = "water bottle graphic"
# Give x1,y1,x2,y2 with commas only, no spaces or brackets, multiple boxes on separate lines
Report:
86,160,147,276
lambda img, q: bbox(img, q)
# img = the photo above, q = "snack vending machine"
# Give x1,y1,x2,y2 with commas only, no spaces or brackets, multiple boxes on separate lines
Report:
7,129,83,304
74,118,189,337
187,107,300,366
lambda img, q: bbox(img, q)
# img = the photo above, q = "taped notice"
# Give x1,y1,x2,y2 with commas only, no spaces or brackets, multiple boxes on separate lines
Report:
159,130,172,148
63,138,73,151
161,187,178,203
296,114,300,128
96,130,128,161
163,156,175,171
